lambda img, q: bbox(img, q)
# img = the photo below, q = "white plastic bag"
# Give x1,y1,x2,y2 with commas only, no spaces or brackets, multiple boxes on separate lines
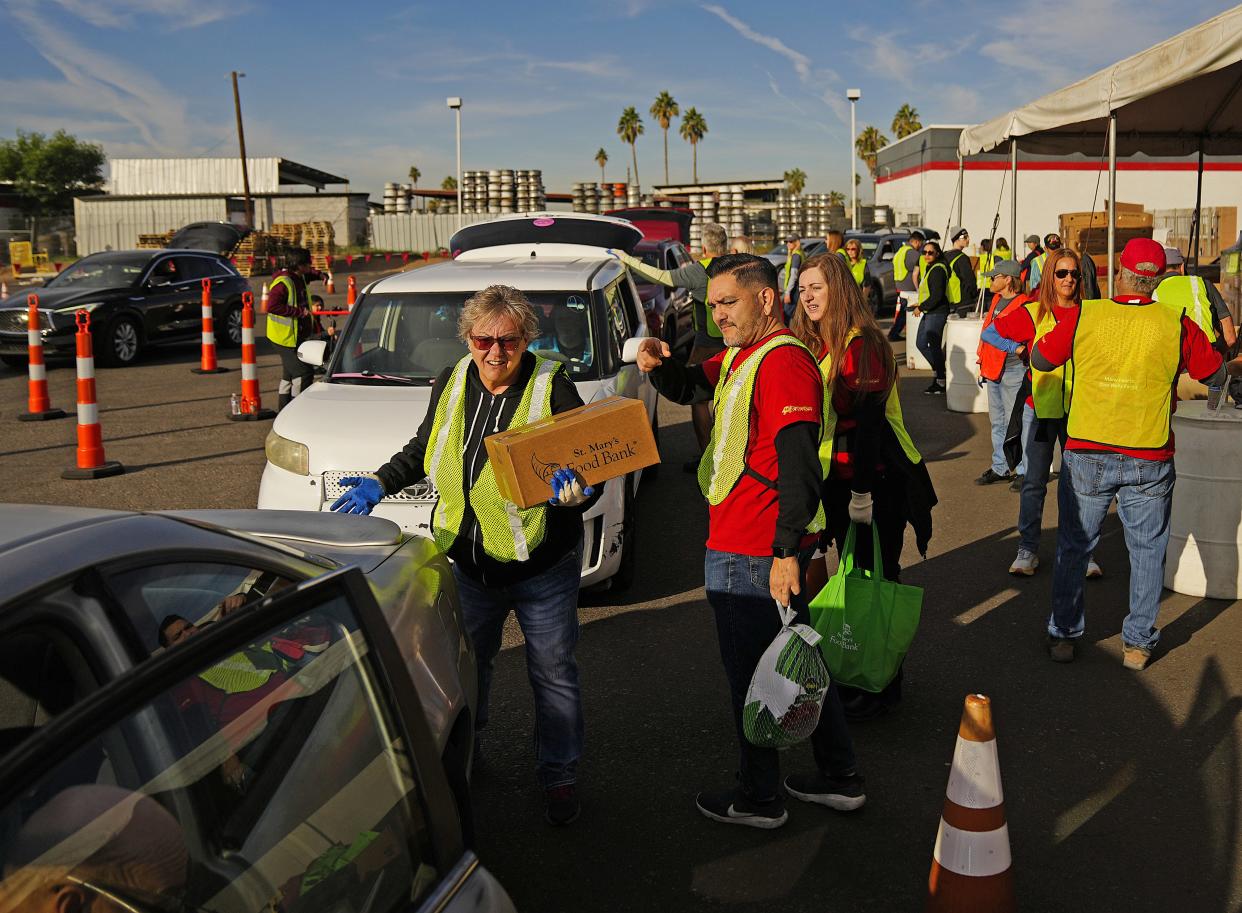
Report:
743,600,830,748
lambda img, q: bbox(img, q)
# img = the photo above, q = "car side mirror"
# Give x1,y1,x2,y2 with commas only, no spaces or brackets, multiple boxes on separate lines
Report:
298,339,327,367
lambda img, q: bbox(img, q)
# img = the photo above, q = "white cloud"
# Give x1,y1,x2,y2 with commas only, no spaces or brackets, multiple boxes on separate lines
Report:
849,26,972,89
701,3,812,80
47,0,245,29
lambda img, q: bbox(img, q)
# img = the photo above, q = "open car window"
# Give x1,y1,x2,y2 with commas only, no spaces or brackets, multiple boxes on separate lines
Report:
0,568,461,913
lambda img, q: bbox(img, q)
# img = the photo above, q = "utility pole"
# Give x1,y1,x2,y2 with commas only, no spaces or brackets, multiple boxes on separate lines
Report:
847,88,861,230
232,71,253,229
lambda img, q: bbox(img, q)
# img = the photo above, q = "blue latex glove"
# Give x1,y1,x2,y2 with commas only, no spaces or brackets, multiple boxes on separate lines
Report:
604,248,620,259
548,468,594,507
331,476,383,514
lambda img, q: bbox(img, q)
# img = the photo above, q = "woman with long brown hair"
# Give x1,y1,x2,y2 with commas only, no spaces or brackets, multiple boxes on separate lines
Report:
993,247,1101,578
793,252,936,719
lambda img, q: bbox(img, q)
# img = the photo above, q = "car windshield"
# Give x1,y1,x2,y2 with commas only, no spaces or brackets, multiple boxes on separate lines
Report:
331,290,599,384
44,255,149,290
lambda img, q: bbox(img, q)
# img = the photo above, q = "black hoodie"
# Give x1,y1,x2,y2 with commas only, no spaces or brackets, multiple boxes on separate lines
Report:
375,352,600,586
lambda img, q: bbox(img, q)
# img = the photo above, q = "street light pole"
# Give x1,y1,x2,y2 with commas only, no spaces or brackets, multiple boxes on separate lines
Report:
231,71,253,229
847,88,861,230
447,97,463,228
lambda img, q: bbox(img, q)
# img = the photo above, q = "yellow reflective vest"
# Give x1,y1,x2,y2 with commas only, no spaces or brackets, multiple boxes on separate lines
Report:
266,274,303,348
427,355,561,562
1155,275,1217,343
1065,299,1183,450
845,257,867,287
918,261,949,307
892,244,913,283
1023,301,1073,420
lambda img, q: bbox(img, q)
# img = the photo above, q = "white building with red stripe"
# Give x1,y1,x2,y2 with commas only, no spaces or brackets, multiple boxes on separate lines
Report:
874,125,1242,246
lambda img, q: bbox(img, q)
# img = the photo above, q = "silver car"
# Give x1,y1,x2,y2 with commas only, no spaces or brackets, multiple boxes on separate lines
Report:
0,505,515,913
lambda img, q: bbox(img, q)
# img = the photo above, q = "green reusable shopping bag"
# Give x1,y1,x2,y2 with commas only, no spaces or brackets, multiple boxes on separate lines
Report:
809,522,923,692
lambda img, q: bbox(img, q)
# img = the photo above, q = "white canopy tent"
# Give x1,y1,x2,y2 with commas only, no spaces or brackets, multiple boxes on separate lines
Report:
957,5,1242,294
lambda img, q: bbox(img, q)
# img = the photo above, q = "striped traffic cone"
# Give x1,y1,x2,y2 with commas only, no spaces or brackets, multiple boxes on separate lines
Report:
259,282,269,314
325,272,335,294
346,275,357,310
18,294,67,422
926,694,1016,912
229,291,275,422
62,311,123,479
191,277,229,374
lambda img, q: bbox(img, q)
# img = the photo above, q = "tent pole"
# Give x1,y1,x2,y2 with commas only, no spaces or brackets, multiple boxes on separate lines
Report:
1189,140,1204,270
957,153,964,229
1010,140,1017,260
1107,114,1116,298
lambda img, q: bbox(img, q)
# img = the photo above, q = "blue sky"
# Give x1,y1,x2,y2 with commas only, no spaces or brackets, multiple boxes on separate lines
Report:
3,0,1237,199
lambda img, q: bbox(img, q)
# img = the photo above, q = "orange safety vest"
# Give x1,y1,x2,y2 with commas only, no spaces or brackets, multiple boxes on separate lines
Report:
977,292,1032,382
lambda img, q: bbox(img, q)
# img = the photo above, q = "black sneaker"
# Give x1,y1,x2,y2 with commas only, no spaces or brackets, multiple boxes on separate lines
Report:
695,788,787,829
923,381,945,396
784,772,867,811
545,784,580,826
976,468,1009,485
1009,474,1025,492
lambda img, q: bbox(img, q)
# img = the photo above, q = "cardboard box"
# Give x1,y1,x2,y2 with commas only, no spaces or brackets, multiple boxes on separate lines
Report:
485,396,659,508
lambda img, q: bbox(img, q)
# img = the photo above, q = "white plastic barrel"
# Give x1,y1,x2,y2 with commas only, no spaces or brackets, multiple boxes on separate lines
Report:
945,315,988,414
907,310,932,370
1165,401,1242,599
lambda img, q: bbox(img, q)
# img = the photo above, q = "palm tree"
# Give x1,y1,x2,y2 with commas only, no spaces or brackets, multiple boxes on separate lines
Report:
891,104,922,139
408,165,421,187
783,168,808,196
617,107,644,192
679,107,707,183
595,148,608,184
441,175,457,191
855,126,889,180
827,190,846,207
649,91,679,185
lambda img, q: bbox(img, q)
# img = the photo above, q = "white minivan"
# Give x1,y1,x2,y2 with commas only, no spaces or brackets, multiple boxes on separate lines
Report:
258,213,659,589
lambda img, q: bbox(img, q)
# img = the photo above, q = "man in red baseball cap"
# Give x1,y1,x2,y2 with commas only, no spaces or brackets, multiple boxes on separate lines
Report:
1029,237,1239,670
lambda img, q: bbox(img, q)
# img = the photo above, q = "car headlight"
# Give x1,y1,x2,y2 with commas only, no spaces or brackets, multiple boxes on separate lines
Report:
53,302,104,314
265,430,309,476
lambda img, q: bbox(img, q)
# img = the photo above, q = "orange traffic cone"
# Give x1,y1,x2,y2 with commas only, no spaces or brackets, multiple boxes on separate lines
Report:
325,272,336,294
346,275,357,310
229,292,275,421
259,282,269,314
62,311,124,479
18,294,67,422
926,694,1016,912
191,277,229,374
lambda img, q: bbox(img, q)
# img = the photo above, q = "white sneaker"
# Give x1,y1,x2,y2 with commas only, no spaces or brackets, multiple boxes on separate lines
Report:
1009,549,1039,576
1086,557,1103,579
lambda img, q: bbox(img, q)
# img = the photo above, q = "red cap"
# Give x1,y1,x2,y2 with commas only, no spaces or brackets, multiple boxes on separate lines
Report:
1120,238,1166,277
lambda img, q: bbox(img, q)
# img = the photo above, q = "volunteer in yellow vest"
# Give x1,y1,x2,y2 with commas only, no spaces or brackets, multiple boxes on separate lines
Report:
994,236,1013,261
825,229,844,255
791,252,937,721
635,253,864,829
994,248,1103,579
1156,245,1238,351
888,229,923,342
914,240,951,393
265,247,331,411
975,259,1031,487
842,238,868,288
975,238,997,290
331,285,600,826
613,222,728,469
1031,239,1235,670
944,226,978,309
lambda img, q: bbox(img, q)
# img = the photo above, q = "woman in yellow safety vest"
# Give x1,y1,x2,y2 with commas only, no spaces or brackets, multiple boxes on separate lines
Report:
841,238,867,287
992,248,1100,579
792,252,937,720
330,284,600,825
995,237,1013,261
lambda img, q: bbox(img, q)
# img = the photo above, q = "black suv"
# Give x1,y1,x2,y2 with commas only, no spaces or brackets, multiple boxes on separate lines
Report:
0,249,250,368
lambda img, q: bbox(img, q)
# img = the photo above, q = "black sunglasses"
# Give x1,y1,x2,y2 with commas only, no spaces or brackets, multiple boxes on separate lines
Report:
1053,269,1081,280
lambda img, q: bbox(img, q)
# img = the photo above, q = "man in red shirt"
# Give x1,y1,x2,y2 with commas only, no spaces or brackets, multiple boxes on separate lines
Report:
1031,238,1234,670
635,254,862,829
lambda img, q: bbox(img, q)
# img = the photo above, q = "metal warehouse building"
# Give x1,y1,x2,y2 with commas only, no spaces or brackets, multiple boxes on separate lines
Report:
875,125,1242,246
73,157,370,255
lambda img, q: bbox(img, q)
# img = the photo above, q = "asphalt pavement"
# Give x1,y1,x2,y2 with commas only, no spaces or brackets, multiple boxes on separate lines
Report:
2,332,1240,912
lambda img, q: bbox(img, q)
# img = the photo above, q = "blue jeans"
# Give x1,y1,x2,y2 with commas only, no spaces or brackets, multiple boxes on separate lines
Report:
986,356,1027,476
1017,406,1066,552
454,544,584,788
916,310,948,380
1049,451,1175,649
704,548,856,802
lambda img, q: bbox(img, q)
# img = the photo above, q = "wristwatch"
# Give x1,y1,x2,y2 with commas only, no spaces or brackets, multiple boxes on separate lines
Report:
771,545,798,559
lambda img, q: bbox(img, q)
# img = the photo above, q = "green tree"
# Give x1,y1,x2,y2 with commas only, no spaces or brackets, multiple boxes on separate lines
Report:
678,107,707,183
649,91,679,186
783,168,807,196
617,107,644,192
0,130,104,242
595,147,608,184
827,190,846,207
441,175,457,191
855,126,888,180
891,104,922,139
408,165,421,186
